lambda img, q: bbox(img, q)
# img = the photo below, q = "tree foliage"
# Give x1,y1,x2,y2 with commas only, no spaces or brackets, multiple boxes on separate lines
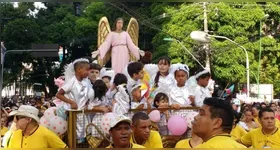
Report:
1,2,279,97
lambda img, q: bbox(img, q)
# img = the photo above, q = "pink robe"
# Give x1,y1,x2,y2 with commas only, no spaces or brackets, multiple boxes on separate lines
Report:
98,31,140,73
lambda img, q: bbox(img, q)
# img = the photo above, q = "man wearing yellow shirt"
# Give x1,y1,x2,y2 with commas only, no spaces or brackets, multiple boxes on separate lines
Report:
130,112,163,148
4,105,67,148
192,97,246,148
106,114,144,148
239,107,280,148
175,131,202,148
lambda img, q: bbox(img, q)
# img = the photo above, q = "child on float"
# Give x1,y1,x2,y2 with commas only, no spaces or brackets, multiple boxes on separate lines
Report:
153,92,171,135
88,80,112,138
187,69,212,107
169,65,192,120
56,58,94,144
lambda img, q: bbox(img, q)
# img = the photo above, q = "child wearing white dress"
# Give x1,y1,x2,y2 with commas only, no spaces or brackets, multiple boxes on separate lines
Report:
153,92,171,135
150,57,176,91
169,65,192,120
88,80,111,138
111,73,130,115
187,69,212,107
56,58,94,143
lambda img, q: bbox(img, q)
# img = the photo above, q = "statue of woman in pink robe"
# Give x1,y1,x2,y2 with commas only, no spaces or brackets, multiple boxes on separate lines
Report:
92,17,143,74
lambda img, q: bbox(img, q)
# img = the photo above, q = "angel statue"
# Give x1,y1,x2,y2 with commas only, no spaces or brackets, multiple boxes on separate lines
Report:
92,17,145,74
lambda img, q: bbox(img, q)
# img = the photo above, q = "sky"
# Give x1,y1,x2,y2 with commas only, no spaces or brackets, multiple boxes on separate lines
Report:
13,2,46,9
13,2,47,17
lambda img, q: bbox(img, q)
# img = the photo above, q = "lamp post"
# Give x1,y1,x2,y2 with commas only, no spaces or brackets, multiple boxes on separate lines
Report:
190,31,250,98
258,14,269,98
163,37,205,69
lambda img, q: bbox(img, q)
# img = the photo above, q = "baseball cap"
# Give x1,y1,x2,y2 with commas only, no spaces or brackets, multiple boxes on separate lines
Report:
129,83,148,98
110,115,132,130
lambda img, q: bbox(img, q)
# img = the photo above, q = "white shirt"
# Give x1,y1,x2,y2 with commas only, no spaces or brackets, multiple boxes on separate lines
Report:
61,76,94,110
151,73,176,89
88,96,110,110
112,84,130,115
193,86,211,107
169,85,191,106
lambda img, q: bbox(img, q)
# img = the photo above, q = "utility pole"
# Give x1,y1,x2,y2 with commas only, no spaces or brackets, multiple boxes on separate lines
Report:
203,2,210,71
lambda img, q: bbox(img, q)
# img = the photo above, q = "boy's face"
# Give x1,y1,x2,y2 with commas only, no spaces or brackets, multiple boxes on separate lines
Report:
78,64,90,78
88,69,100,82
102,77,111,89
133,69,144,80
132,87,142,101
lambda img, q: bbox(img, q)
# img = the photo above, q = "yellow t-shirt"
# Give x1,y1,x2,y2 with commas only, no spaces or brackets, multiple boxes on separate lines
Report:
106,143,145,148
1,126,8,136
131,130,163,148
230,125,247,140
5,125,67,148
275,119,280,128
240,127,280,148
196,134,246,148
175,138,191,148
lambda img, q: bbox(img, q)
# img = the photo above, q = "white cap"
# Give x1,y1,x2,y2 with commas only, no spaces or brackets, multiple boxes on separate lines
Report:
9,105,40,122
128,83,148,98
110,115,132,130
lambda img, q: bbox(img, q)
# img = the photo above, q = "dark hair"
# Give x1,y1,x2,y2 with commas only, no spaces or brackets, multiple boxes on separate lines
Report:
203,97,234,133
258,107,275,119
112,18,124,31
140,51,152,64
233,111,242,125
127,62,144,78
243,109,253,115
93,80,108,100
269,102,276,107
74,61,89,71
132,112,149,126
154,57,171,87
83,56,93,63
102,76,111,81
195,69,211,81
252,105,261,111
153,92,169,108
261,102,267,106
90,63,102,71
113,73,128,86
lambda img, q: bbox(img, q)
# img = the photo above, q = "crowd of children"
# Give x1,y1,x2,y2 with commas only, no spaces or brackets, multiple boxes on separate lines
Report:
1,54,280,148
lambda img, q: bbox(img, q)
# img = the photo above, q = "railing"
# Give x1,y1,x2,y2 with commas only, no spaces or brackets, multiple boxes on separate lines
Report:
66,107,200,148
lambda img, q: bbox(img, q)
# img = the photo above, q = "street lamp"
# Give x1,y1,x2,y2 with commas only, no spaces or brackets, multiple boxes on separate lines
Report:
190,31,250,98
258,14,269,98
163,37,205,69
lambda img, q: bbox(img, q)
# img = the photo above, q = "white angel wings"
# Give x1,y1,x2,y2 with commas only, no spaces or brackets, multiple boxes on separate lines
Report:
93,17,140,67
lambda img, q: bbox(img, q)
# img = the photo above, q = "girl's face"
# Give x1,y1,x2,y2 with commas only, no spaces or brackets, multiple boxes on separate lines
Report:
244,111,253,122
116,19,123,31
158,60,170,74
175,70,188,87
156,99,169,108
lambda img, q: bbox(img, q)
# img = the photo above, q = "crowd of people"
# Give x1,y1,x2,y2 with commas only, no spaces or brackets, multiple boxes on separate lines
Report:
0,54,279,148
